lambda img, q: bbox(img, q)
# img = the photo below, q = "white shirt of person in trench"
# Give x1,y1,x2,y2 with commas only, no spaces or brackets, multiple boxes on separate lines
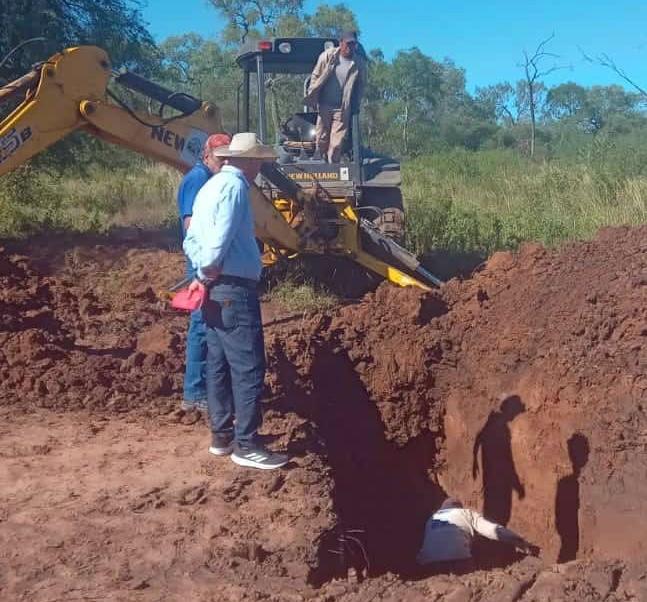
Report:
417,497,540,570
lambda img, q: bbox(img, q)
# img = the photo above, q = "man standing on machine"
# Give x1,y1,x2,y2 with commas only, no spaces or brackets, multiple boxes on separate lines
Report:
305,31,367,163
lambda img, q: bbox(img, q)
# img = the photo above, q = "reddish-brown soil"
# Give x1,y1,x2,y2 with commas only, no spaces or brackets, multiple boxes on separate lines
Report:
1,226,646,601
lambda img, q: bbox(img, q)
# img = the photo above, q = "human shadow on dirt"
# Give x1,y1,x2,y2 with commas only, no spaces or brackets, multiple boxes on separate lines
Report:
472,395,526,525
556,433,590,563
471,395,526,569
306,346,445,584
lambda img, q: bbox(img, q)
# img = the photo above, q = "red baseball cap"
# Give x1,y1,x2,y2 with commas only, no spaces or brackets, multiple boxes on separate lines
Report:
203,133,232,156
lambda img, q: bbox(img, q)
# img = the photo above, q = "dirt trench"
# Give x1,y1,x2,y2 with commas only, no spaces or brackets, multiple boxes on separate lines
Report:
1,226,646,601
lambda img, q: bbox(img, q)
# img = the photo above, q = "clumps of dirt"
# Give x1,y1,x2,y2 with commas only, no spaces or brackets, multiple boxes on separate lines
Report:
1,225,646,599
0,240,188,412
261,286,451,577
266,285,448,444
436,227,647,564
263,225,646,577
327,285,448,444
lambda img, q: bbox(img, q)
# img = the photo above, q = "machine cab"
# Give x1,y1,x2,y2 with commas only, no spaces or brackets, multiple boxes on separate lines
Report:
236,37,364,193
236,37,404,242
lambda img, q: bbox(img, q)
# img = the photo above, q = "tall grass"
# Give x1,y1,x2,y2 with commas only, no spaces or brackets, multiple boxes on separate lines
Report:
0,162,180,237
403,148,647,255
1,148,645,260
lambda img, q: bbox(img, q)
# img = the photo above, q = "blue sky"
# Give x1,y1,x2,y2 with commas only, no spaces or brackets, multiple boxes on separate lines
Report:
141,0,647,92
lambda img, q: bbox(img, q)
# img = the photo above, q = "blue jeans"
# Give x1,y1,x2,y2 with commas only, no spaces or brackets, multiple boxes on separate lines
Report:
183,260,207,403
203,282,265,447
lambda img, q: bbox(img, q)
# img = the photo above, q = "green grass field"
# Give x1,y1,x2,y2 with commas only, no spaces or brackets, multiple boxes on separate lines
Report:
404,149,647,256
2,148,646,259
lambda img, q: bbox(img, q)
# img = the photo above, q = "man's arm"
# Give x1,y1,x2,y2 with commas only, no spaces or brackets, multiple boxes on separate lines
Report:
307,51,328,96
197,180,245,280
470,511,539,555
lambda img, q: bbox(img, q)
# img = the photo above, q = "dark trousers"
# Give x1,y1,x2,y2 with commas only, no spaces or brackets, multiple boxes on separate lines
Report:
203,282,264,446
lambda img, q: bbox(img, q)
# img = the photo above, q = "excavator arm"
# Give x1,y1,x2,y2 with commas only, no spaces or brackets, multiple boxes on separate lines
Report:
0,46,300,251
0,46,439,290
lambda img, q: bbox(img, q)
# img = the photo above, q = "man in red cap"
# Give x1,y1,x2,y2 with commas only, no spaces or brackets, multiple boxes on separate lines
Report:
177,133,231,414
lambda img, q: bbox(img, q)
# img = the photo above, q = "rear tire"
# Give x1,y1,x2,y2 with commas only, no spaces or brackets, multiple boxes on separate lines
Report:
359,187,405,245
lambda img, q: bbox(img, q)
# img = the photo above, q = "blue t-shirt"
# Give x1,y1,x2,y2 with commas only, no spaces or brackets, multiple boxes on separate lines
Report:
177,161,211,221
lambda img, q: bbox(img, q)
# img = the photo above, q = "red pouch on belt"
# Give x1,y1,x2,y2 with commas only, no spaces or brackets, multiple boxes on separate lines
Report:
171,285,206,312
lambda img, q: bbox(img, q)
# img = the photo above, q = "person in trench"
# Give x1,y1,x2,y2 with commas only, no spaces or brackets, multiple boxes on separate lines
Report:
416,497,540,574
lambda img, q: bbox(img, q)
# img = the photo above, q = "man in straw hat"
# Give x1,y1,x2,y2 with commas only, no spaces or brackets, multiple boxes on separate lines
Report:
184,133,289,470
177,133,231,415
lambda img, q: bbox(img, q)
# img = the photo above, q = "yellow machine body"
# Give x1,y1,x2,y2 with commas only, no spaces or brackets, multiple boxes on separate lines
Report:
0,46,432,291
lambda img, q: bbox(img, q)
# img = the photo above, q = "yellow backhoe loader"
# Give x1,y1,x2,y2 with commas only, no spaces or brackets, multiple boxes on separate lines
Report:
0,45,441,290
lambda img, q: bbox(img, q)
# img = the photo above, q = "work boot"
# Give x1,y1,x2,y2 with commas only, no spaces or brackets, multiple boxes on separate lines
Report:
209,432,234,456
231,443,288,470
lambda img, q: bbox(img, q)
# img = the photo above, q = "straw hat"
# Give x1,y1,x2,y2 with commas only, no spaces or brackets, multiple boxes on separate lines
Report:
212,132,277,160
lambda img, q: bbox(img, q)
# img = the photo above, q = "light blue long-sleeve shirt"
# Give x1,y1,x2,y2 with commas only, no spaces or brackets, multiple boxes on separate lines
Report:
183,165,262,282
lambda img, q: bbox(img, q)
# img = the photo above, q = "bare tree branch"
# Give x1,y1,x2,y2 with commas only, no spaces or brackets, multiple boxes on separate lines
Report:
518,33,566,157
582,49,647,98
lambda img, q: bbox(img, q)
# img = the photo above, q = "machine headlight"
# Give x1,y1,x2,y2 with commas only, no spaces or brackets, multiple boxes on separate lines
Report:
278,42,292,54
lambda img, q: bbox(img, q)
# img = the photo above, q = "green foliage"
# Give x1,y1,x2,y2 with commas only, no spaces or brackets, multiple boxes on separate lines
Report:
0,166,67,235
208,0,358,44
0,0,156,81
1,0,645,270
306,4,359,38
403,147,647,257
0,163,179,237
264,260,338,311
158,34,240,126
265,279,338,312
1,0,158,177
3,146,644,266
208,0,304,45
545,82,588,120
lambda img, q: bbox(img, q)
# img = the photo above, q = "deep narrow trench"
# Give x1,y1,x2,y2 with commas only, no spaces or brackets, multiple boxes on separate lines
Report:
306,346,445,585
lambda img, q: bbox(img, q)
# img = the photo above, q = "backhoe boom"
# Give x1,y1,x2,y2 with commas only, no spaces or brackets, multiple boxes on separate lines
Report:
0,45,438,291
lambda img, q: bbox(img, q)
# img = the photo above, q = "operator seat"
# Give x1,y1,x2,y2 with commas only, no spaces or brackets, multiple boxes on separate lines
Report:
280,111,354,162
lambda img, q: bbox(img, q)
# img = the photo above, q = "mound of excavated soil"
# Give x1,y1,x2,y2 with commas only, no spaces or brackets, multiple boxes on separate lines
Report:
436,227,647,565
264,226,647,574
1,226,646,601
0,237,188,412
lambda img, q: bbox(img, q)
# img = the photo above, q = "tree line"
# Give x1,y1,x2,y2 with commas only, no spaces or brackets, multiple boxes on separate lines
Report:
2,0,646,163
